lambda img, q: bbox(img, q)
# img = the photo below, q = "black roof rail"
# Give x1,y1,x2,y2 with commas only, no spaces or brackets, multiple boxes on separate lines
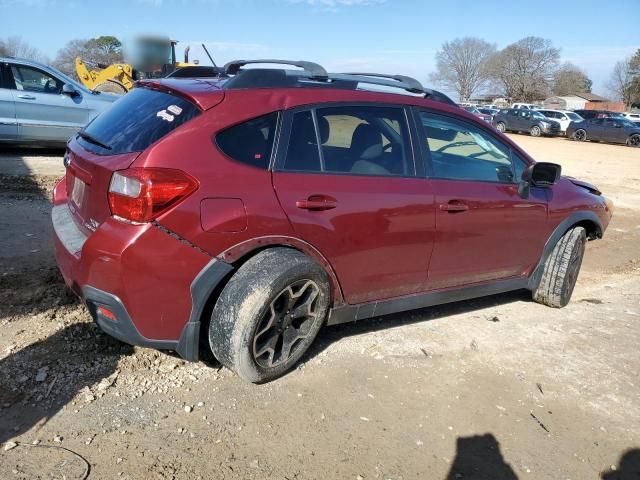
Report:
341,72,424,94
224,59,328,80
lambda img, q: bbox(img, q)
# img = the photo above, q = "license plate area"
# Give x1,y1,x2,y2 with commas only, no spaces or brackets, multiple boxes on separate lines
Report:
70,175,87,208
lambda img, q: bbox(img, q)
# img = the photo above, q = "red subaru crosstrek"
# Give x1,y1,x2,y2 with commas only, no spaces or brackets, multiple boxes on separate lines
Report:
52,60,613,382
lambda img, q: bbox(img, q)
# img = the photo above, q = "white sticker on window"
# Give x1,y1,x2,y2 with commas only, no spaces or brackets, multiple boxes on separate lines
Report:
167,105,183,115
157,110,175,122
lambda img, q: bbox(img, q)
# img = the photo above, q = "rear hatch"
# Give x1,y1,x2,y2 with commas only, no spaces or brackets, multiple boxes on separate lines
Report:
65,86,203,233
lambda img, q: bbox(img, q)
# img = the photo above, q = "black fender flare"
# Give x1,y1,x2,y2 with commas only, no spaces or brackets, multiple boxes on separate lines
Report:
527,211,603,291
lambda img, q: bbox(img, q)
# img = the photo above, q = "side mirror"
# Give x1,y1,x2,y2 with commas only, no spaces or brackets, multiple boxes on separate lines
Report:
518,162,561,198
62,84,78,97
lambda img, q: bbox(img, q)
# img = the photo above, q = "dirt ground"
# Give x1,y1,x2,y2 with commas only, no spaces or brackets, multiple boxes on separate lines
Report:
0,136,639,479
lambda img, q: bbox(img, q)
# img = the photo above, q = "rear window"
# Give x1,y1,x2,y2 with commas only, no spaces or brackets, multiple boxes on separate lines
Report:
77,87,200,155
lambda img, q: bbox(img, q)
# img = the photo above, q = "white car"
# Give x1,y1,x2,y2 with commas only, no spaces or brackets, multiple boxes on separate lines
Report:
511,103,543,110
621,112,640,123
537,109,584,134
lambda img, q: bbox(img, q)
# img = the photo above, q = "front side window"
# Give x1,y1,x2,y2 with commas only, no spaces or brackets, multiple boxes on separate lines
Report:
419,111,516,183
216,112,278,169
11,65,62,94
282,105,414,177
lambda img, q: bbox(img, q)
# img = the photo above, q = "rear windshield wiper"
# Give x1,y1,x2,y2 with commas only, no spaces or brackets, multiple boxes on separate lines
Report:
77,130,111,150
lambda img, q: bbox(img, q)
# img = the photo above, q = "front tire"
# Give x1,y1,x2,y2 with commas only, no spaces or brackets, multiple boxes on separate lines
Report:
209,248,330,383
496,122,506,133
573,129,587,142
530,125,542,137
532,227,587,308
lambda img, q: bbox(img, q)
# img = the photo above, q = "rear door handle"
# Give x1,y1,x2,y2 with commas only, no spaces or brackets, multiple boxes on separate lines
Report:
296,195,337,211
17,94,36,100
439,201,469,213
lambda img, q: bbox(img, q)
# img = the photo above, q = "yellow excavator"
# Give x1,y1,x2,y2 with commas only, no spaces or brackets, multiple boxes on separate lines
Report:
75,38,217,94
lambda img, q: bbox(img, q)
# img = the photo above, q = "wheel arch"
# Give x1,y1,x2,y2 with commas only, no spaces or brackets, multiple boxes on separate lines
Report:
527,211,603,291
188,237,345,361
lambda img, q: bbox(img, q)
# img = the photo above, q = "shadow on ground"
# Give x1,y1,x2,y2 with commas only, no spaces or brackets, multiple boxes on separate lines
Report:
0,323,132,444
446,433,518,479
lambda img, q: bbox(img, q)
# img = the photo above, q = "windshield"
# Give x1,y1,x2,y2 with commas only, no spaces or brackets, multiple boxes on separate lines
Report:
531,111,546,120
77,87,200,155
566,112,582,121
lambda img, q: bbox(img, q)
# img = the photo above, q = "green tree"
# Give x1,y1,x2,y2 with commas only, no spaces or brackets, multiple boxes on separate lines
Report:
552,63,592,96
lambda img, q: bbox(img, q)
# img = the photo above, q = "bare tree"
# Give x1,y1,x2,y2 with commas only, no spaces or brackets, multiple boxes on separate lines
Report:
53,36,124,79
552,62,592,96
429,37,496,102
488,37,560,102
0,36,47,62
606,59,631,103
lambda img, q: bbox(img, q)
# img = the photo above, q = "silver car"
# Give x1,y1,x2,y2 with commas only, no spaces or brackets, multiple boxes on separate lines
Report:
0,57,118,145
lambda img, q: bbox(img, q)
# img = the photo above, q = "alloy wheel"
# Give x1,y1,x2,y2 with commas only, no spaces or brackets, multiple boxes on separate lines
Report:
629,134,640,147
574,129,586,141
252,279,321,369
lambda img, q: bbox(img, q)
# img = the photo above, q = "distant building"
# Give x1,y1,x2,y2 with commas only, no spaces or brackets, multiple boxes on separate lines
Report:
543,93,610,111
469,93,509,107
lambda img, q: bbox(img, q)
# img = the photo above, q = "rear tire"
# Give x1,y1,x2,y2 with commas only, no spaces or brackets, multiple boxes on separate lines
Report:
496,122,506,133
532,227,587,308
208,248,330,383
627,134,640,147
93,80,128,95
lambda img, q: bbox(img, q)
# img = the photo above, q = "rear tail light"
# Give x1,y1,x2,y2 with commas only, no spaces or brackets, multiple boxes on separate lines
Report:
108,168,198,224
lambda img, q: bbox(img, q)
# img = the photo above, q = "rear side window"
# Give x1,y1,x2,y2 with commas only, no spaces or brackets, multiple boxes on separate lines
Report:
78,87,200,155
216,112,278,169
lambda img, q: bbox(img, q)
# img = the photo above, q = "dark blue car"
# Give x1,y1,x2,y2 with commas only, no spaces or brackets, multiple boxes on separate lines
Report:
567,117,640,147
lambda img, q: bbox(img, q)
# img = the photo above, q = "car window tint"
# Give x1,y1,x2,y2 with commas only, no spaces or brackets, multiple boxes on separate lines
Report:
283,110,321,172
419,112,515,183
316,105,412,177
216,112,278,169
78,87,200,155
10,65,62,94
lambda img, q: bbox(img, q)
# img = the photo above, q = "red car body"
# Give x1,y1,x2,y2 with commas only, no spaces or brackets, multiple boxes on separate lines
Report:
52,74,612,361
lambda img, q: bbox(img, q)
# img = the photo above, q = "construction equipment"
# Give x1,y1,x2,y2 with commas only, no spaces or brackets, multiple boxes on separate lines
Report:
75,38,215,94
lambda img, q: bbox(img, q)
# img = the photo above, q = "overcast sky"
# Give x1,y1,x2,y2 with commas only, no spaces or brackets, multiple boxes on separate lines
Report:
1,0,638,95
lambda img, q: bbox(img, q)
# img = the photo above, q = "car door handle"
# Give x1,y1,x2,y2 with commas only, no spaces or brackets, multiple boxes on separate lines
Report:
17,94,36,100
439,201,469,213
296,196,337,211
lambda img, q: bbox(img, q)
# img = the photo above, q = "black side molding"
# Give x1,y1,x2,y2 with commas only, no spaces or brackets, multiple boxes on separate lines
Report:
327,277,529,326
178,258,234,360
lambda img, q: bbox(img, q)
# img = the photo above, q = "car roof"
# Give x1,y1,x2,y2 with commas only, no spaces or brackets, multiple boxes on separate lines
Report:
0,56,49,69
138,60,456,112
